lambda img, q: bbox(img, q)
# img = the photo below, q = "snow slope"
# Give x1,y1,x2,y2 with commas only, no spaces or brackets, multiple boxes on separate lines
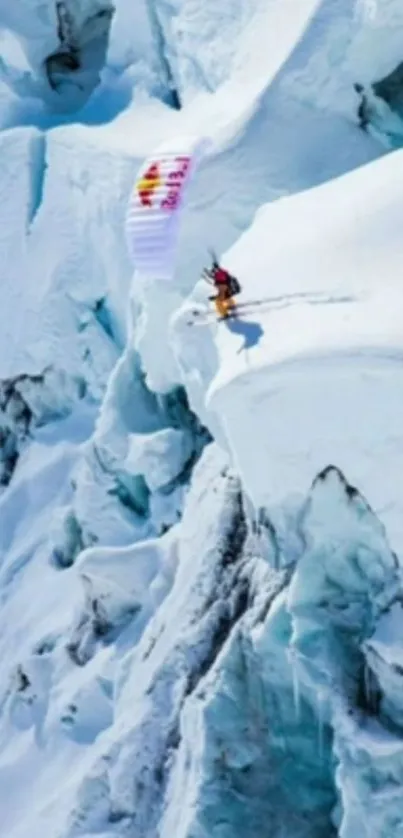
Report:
193,149,403,556
1,1,403,837
0,0,391,397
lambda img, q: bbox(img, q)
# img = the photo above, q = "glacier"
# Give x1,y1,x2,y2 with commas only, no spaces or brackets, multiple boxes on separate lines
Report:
1,1,403,837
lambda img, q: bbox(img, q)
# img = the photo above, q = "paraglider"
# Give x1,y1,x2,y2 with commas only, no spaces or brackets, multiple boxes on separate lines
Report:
124,136,242,322
137,163,162,207
125,136,209,281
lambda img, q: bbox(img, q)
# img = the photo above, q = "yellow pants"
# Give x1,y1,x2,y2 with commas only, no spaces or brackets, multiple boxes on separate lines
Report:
214,296,235,318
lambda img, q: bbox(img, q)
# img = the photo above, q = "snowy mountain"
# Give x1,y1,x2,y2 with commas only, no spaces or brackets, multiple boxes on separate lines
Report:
0,1,403,837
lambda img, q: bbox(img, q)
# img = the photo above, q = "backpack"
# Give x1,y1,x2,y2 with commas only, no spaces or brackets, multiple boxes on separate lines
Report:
229,275,241,295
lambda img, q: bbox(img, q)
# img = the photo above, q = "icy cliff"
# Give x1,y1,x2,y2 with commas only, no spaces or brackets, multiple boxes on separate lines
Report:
1,1,403,837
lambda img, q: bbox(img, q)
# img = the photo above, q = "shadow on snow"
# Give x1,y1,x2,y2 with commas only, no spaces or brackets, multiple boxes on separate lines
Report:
225,315,264,351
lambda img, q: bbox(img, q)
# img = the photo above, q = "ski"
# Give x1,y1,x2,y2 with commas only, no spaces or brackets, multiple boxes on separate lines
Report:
187,307,252,326
186,297,270,326
186,290,357,326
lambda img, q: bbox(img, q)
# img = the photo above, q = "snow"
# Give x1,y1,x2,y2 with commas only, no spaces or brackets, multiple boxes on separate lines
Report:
0,0,383,394
182,150,403,557
1,0,403,837
279,0,403,132
125,427,193,492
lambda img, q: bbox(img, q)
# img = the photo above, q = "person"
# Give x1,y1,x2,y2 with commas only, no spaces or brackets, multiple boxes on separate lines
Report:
202,258,241,319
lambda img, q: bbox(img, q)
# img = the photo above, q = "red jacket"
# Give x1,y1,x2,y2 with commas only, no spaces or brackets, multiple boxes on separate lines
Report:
212,266,230,284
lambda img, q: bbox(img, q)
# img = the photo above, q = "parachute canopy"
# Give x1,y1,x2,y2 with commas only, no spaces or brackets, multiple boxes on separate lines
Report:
125,136,209,280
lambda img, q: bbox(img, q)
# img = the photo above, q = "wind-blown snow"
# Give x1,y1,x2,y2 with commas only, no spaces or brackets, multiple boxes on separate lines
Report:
1,0,403,837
